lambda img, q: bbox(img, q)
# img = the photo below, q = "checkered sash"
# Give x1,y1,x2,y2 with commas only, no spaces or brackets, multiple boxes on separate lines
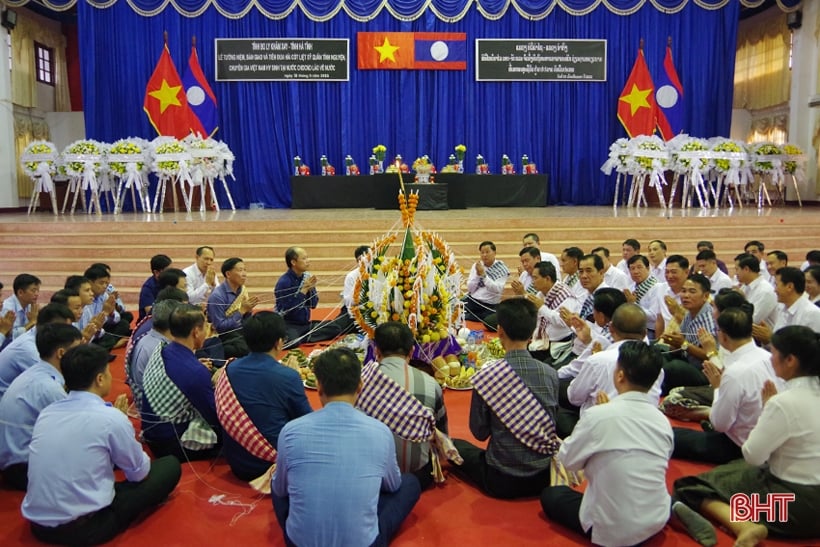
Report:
470,359,560,456
356,362,462,483
565,273,579,287
214,368,278,493
142,344,217,450
123,314,152,389
543,281,573,310
634,276,658,303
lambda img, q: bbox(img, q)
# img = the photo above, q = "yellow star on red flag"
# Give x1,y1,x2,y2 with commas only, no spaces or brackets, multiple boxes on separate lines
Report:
374,37,401,63
149,79,183,113
619,84,652,116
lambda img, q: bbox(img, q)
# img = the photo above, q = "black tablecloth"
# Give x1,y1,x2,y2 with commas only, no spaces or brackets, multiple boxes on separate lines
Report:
290,174,548,209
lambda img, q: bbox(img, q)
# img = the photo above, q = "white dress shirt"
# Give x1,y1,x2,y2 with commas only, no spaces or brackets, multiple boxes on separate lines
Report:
615,258,629,277
518,271,533,292
603,266,630,291
707,269,734,294
742,276,778,327
466,260,508,305
631,280,663,331
531,284,579,354
557,325,613,381
742,375,820,485
652,282,682,327
1,295,31,340
183,263,215,305
567,339,663,413
539,251,561,277
342,268,360,310
650,258,666,283
772,294,820,333
558,391,673,547
711,341,782,447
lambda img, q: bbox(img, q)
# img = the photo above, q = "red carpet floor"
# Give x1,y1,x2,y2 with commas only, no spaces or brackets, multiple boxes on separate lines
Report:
0,339,815,546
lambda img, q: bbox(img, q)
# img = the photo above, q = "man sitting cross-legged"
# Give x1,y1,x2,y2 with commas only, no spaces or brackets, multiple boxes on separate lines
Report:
0,323,82,490
216,311,312,483
452,298,559,499
356,321,450,490
140,304,222,461
541,342,673,547
527,261,579,367
672,307,783,465
22,344,181,545
271,347,421,547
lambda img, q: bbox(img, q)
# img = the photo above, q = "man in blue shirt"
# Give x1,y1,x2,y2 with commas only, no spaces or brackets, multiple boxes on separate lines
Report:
0,323,81,489
218,311,312,481
0,273,41,346
271,348,420,547
22,344,181,545
84,265,132,351
141,304,222,461
0,303,76,400
275,247,320,348
138,254,172,321
207,257,259,358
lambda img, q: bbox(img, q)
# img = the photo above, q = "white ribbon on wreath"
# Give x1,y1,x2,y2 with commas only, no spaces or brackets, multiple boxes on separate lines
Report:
34,161,55,193
21,153,57,193
600,138,629,176
108,154,145,190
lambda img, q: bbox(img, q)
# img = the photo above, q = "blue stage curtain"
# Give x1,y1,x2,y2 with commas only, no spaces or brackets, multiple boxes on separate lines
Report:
78,0,740,208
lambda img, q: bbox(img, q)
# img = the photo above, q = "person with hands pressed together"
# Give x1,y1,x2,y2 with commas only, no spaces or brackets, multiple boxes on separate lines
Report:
1,274,41,346
184,246,217,306
464,241,509,327
674,326,820,547
22,344,181,546
207,257,259,358
275,247,321,348
511,247,541,296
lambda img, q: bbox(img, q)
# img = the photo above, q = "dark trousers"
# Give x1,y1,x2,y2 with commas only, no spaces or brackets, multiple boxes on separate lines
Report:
672,428,743,464
218,329,249,359
451,439,550,499
412,459,435,491
463,296,496,323
307,310,357,344
271,473,421,547
662,358,709,395
195,336,225,363
29,456,181,546
540,485,589,539
146,435,222,462
2,462,28,491
94,314,134,351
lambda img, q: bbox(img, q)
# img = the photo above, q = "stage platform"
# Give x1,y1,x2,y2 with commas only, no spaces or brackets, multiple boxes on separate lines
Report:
1,205,818,311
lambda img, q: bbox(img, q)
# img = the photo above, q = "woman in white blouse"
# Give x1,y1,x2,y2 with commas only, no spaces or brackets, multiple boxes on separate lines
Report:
673,325,820,547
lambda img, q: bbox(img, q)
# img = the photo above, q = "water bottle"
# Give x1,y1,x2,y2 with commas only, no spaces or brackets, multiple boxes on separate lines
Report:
465,332,476,368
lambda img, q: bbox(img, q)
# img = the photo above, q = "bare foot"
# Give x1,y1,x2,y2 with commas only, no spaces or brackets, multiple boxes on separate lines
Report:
734,523,768,547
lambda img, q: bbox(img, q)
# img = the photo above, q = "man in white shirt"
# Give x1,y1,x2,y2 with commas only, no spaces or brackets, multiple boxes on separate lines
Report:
527,261,578,365
591,247,630,291
576,254,609,321
744,240,772,284
672,307,781,464
522,233,561,277
465,241,509,326
183,246,217,305
694,250,733,295
765,250,788,284
312,245,370,340
567,304,662,414
511,247,541,296
647,240,668,281
542,341,673,547
735,253,778,330
614,238,640,276
653,255,690,336
624,254,662,340
754,266,820,345
559,247,586,300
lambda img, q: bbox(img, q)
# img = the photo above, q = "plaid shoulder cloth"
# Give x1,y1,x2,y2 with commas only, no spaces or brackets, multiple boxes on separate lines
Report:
634,276,658,303
123,314,152,389
142,343,218,451
470,359,560,456
215,366,278,493
544,281,573,309
356,362,462,483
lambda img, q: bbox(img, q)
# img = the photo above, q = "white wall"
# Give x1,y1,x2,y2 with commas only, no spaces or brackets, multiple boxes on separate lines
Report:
0,30,18,208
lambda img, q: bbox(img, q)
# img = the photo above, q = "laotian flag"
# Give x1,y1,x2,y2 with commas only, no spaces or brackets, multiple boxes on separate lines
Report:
358,32,466,70
182,42,218,138
655,44,684,141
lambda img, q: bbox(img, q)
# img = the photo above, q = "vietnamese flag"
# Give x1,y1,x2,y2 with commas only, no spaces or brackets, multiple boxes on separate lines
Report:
358,32,466,70
617,46,657,138
143,43,194,139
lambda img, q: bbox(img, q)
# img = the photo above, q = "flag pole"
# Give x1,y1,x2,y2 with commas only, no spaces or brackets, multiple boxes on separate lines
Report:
164,30,168,46
667,36,672,48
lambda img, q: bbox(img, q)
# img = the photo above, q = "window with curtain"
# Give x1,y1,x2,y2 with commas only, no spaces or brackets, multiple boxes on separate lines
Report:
733,9,791,142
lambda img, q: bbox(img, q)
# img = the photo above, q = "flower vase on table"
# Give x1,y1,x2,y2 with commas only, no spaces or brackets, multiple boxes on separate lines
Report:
455,144,466,173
